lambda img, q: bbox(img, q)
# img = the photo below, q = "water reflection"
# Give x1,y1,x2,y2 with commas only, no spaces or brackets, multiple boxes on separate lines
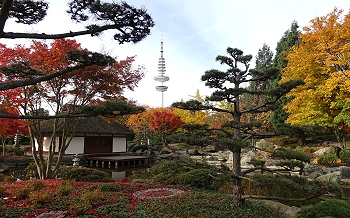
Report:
86,164,151,181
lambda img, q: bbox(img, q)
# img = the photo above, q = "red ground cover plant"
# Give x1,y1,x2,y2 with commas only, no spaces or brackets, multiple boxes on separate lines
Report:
0,179,185,218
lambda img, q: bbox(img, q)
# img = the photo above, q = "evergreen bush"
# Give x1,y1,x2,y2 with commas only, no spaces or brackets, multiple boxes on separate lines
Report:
295,199,350,218
317,147,338,166
132,144,148,153
340,149,350,165
60,166,113,182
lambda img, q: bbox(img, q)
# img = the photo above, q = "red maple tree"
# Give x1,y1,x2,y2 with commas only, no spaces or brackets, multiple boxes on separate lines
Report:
0,104,28,155
0,39,145,179
150,111,183,145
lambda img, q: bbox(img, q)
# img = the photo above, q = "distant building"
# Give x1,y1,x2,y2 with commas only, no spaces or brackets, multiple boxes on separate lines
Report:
38,117,134,154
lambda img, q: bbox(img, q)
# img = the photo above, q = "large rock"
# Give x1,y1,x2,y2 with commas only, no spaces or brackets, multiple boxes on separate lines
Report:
240,150,258,168
202,145,216,152
315,171,341,183
255,139,275,150
159,147,173,154
304,163,323,176
340,166,350,179
263,200,300,218
0,163,9,173
314,147,333,156
188,149,199,156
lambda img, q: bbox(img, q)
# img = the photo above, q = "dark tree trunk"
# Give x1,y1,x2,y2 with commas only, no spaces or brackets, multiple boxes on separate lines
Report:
297,132,306,145
232,149,245,207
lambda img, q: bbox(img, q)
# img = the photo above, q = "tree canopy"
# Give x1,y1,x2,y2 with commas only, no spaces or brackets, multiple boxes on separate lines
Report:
0,38,145,179
0,0,154,90
280,8,350,144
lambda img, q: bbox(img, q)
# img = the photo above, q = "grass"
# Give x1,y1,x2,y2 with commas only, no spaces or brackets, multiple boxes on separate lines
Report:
0,179,285,218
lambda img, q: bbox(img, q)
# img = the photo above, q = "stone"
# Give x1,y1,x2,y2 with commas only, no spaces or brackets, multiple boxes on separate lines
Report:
340,166,350,179
208,156,218,161
308,171,325,180
284,206,301,218
159,147,173,154
255,139,275,150
188,149,199,155
304,163,323,176
202,145,216,152
175,150,188,156
135,149,143,155
315,171,341,183
157,154,173,159
240,150,257,167
0,163,9,173
314,147,333,156
263,200,300,218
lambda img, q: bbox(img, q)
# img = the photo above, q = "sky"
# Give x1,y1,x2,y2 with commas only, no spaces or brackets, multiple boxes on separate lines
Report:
2,0,350,108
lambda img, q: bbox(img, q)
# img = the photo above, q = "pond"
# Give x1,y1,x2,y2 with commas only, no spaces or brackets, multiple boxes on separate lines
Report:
0,162,152,182
86,164,152,181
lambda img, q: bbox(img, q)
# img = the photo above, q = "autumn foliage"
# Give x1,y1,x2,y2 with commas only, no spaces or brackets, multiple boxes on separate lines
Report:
0,39,145,179
280,8,350,145
150,111,184,134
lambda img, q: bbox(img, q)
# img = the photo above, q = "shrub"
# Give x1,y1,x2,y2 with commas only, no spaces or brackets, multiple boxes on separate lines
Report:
317,148,338,166
81,190,100,204
12,184,33,199
60,166,113,182
96,202,129,217
32,180,45,191
99,183,121,192
295,199,350,218
271,148,311,162
246,174,339,207
69,201,92,215
0,185,7,196
150,158,231,191
22,162,41,179
29,188,53,206
340,149,350,165
176,168,230,190
55,180,74,196
3,176,17,184
132,144,148,153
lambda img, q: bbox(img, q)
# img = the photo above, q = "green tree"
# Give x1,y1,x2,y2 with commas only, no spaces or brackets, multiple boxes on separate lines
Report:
241,43,274,131
173,47,300,206
269,21,308,145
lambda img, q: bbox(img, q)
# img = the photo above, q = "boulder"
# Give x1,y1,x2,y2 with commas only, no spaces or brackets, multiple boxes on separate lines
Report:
315,171,341,183
340,166,350,179
304,163,323,176
314,147,333,156
159,147,173,154
175,150,189,156
240,150,257,168
188,149,199,155
202,145,216,152
308,171,325,180
255,139,275,150
0,163,9,173
263,200,300,218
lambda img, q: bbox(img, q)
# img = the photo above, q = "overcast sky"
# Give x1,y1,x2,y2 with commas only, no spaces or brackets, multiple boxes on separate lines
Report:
3,1,350,107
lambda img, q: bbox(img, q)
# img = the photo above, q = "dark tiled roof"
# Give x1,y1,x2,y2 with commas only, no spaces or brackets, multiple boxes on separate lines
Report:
40,117,134,135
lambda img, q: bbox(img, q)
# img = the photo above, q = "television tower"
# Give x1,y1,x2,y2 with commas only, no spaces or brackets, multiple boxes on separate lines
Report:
154,33,169,107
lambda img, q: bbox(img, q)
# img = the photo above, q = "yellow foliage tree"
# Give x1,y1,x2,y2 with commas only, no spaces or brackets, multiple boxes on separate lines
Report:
173,90,208,124
126,107,171,144
280,8,350,145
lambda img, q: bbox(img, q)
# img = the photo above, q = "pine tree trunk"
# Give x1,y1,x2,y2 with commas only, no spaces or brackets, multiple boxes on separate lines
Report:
232,149,245,207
